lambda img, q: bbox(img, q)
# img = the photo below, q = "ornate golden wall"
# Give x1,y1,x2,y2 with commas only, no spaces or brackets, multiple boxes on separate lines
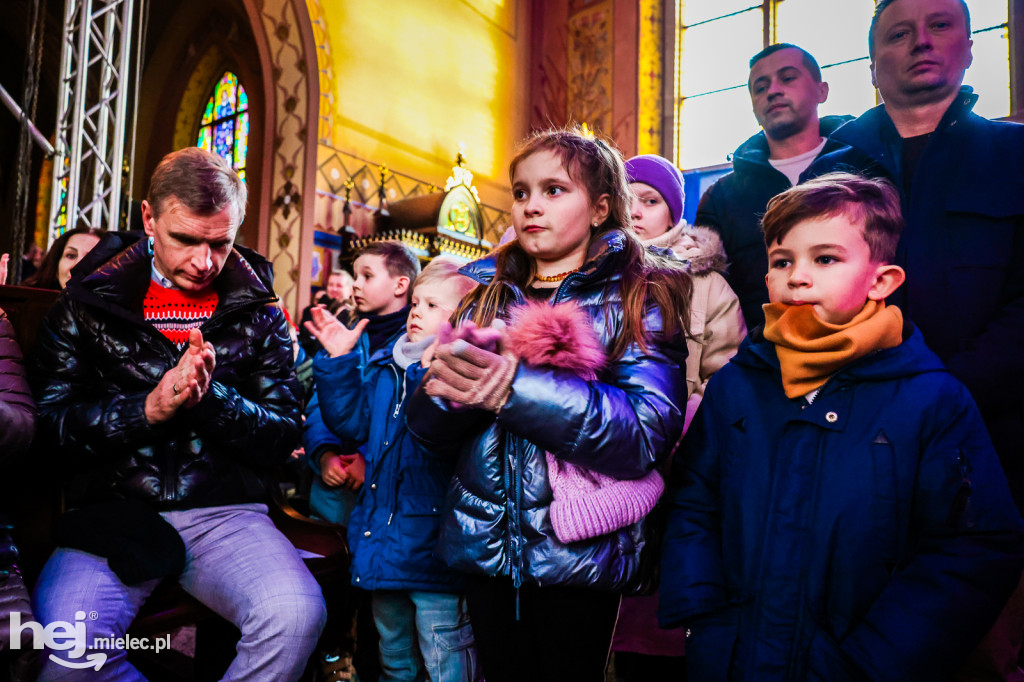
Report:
312,0,532,209
529,0,639,157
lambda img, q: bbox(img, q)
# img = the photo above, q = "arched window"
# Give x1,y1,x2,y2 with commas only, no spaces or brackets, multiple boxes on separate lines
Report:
197,71,249,180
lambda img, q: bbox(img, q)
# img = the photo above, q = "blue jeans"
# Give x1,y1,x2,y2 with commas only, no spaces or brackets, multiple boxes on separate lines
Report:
32,503,327,681
371,590,479,682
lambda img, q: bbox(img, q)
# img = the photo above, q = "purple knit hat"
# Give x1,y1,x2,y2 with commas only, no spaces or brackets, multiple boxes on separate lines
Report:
624,155,685,225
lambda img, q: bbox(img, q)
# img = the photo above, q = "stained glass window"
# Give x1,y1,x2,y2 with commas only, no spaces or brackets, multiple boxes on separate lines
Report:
196,72,249,181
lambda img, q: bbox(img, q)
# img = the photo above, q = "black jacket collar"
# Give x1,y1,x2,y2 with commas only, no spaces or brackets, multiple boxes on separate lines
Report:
67,231,276,321
828,86,980,176
731,114,853,170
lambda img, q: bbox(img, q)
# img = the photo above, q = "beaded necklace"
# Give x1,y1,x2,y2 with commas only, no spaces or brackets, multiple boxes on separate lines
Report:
533,268,579,283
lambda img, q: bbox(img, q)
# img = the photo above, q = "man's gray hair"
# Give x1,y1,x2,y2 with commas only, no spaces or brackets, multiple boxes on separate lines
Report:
147,147,248,224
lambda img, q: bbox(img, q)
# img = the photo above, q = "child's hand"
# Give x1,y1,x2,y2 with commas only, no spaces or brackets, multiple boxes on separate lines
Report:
0,253,8,286
320,450,350,487
421,337,440,367
305,306,368,357
341,453,366,491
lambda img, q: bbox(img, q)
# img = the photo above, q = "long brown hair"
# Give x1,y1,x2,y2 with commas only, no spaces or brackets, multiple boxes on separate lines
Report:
459,127,692,361
22,227,107,290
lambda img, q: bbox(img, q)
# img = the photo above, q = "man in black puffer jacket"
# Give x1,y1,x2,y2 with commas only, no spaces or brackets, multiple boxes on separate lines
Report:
29,148,325,681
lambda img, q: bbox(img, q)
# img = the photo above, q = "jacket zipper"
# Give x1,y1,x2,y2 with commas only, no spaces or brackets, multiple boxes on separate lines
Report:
387,365,406,527
788,419,828,677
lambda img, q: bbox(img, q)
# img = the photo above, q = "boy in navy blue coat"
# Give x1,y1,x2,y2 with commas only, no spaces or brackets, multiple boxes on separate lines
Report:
306,256,480,682
659,173,1024,681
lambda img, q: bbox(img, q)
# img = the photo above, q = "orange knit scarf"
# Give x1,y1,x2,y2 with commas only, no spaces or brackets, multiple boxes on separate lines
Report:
762,300,904,398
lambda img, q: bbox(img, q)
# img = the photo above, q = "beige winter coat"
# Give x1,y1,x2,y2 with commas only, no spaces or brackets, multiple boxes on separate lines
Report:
646,224,747,432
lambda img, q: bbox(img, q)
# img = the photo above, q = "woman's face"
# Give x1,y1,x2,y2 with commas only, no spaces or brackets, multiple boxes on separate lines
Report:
511,149,608,273
57,233,101,289
629,182,673,239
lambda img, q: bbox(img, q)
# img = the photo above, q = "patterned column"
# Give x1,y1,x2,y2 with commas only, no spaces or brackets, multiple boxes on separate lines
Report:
251,0,318,314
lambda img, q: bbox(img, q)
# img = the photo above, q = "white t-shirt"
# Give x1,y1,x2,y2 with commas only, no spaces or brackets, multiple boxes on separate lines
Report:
768,137,828,187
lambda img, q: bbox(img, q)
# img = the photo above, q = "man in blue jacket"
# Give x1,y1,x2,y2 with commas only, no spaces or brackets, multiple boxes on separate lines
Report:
810,0,1024,505
660,173,1024,681
809,5,1024,674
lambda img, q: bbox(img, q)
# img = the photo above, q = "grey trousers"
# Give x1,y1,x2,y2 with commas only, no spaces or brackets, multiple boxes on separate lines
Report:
32,503,327,681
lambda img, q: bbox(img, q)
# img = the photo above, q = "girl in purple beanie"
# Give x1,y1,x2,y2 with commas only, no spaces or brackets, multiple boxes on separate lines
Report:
611,154,747,681
406,129,692,682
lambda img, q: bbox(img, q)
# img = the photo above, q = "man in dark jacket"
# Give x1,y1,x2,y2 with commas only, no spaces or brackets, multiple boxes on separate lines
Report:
810,0,1024,509
808,2,1024,678
696,43,850,329
29,148,326,681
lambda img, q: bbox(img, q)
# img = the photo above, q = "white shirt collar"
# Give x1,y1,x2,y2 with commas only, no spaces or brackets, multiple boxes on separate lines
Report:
147,236,178,289
150,260,178,290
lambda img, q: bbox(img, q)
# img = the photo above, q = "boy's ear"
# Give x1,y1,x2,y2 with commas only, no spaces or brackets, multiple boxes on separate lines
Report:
393,275,410,299
867,264,906,302
591,194,610,226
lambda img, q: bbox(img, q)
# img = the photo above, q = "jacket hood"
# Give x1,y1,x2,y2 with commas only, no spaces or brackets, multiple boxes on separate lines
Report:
67,230,277,319
732,114,854,166
460,229,628,288
733,320,945,386
644,224,727,276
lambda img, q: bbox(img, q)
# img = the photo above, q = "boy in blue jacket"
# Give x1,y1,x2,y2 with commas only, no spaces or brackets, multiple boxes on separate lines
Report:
306,256,480,682
659,173,1024,681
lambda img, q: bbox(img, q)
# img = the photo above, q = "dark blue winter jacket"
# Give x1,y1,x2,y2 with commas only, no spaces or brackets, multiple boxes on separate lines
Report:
659,325,1024,681
406,230,688,592
314,342,461,592
809,88,1024,506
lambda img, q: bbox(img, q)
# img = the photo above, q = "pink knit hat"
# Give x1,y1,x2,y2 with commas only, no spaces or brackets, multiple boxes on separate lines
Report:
547,455,664,544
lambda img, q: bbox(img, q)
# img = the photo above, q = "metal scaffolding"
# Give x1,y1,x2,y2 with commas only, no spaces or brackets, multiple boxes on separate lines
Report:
48,0,135,244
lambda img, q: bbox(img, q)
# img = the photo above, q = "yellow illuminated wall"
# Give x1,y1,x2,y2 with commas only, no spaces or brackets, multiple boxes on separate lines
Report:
316,0,530,208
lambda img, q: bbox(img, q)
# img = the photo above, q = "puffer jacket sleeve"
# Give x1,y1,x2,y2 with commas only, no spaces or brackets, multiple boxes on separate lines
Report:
312,349,371,443
406,386,493,459
189,305,301,468
658,376,734,628
0,311,36,463
497,306,687,480
685,273,745,433
827,383,1024,681
31,297,158,457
